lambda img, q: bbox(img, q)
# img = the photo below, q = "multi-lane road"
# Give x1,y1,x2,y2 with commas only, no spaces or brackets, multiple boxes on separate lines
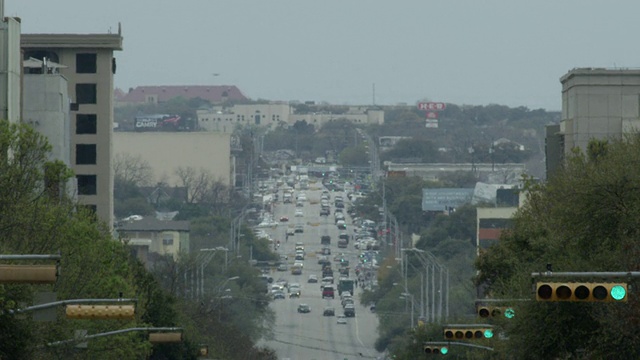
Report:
259,183,382,360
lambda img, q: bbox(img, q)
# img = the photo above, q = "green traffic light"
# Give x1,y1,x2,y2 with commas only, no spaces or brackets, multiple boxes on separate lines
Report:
484,329,494,339
441,347,449,355
611,285,627,301
504,308,515,319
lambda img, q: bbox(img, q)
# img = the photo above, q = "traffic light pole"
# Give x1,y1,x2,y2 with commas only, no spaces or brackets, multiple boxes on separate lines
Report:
8,298,137,314
47,327,182,347
532,271,640,278
424,341,494,352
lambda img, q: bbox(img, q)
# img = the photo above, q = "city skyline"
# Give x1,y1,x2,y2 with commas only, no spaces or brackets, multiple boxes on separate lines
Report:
8,0,640,111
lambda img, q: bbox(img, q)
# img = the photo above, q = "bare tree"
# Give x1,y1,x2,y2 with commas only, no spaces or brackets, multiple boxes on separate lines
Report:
113,153,154,187
175,166,213,204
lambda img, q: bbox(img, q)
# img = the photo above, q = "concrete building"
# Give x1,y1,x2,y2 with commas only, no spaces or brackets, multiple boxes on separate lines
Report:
197,103,384,133
0,3,21,124
21,29,123,227
547,68,640,178
113,132,232,188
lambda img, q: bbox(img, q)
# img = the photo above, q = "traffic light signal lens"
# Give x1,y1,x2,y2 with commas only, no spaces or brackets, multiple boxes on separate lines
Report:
556,285,572,299
455,330,464,339
472,330,482,338
575,285,590,300
611,285,627,301
441,347,449,355
484,329,494,339
433,348,441,354
593,285,608,300
491,308,502,317
478,308,490,318
444,330,454,339
538,284,553,299
504,308,515,319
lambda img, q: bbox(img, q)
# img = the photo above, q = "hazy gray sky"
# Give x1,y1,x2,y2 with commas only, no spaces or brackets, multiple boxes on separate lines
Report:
7,1,640,110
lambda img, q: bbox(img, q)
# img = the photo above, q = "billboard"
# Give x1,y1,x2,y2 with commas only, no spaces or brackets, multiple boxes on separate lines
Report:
422,188,474,211
134,114,181,131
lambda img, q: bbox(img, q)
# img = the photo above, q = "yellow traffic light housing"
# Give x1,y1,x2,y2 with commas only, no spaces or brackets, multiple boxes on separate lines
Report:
0,264,57,284
424,345,448,354
444,327,494,340
536,282,628,302
149,332,183,343
65,304,136,320
477,306,515,318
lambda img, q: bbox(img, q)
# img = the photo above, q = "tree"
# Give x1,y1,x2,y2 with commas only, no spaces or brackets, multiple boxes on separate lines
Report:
475,136,640,358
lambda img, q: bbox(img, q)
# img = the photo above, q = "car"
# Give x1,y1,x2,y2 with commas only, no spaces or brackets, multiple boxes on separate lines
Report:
277,263,288,271
294,260,304,268
320,208,330,216
308,274,318,283
289,288,301,298
294,225,304,233
273,291,286,300
295,253,305,261
286,228,295,236
295,209,304,217
344,304,356,317
279,216,289,222
296,201,304,207
297,304,311,313
337,315,347,324
323,307,335,316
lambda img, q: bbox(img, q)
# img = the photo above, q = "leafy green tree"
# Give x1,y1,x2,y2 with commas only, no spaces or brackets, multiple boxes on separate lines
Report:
475,136,640,359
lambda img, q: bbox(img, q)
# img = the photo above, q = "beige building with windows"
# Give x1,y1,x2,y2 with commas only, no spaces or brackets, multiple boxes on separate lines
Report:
118,217,190,263
547,68,640,178
21,29,123,227
197,103,384,133
113,132,232,188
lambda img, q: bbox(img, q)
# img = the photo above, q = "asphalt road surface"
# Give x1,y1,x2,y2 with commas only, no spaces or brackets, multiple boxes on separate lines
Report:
260,182,382,360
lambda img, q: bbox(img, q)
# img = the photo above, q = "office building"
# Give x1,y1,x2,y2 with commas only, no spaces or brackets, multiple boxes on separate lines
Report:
21,28,123,226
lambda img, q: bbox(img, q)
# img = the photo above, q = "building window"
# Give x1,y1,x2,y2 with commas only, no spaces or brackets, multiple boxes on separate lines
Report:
77,175,97,195
76,84,97,104
76,114,97,134
163,234,174,245
76,144,97,165
76,53,97,73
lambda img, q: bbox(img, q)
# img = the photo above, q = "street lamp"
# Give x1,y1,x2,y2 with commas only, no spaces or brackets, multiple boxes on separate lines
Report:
216,276,239,293
399,292,415,328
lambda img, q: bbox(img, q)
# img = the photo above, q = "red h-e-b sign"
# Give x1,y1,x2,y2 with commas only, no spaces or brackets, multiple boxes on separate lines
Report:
417,102,446,111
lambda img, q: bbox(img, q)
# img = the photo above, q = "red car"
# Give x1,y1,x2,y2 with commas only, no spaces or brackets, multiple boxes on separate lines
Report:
279,216,289,222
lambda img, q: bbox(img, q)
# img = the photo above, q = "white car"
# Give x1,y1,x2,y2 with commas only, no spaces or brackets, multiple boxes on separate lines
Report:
337,315,347,324
295,209,304,217
294,260,304,268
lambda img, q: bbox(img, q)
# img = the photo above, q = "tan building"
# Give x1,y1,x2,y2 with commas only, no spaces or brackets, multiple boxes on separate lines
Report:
21,29,123,227
113,132,232,187
118,217,190,263
197,103,384,133
547,68,640,177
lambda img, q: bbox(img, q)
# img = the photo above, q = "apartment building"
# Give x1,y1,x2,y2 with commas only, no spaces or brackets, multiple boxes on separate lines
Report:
21,29,122,227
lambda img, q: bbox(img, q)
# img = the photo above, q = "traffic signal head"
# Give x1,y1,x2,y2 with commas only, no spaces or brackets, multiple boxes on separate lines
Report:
424,345,448,354
444,327,493,340
149,332,182,343
0,265,57,284
477,306,515,319
65,304,136,320
536,282,627,302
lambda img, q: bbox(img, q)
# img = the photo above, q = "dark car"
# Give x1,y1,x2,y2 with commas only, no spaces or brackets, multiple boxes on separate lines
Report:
297,304,311,313
294,225,304,233
323,307,335,316
273,291,286,300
